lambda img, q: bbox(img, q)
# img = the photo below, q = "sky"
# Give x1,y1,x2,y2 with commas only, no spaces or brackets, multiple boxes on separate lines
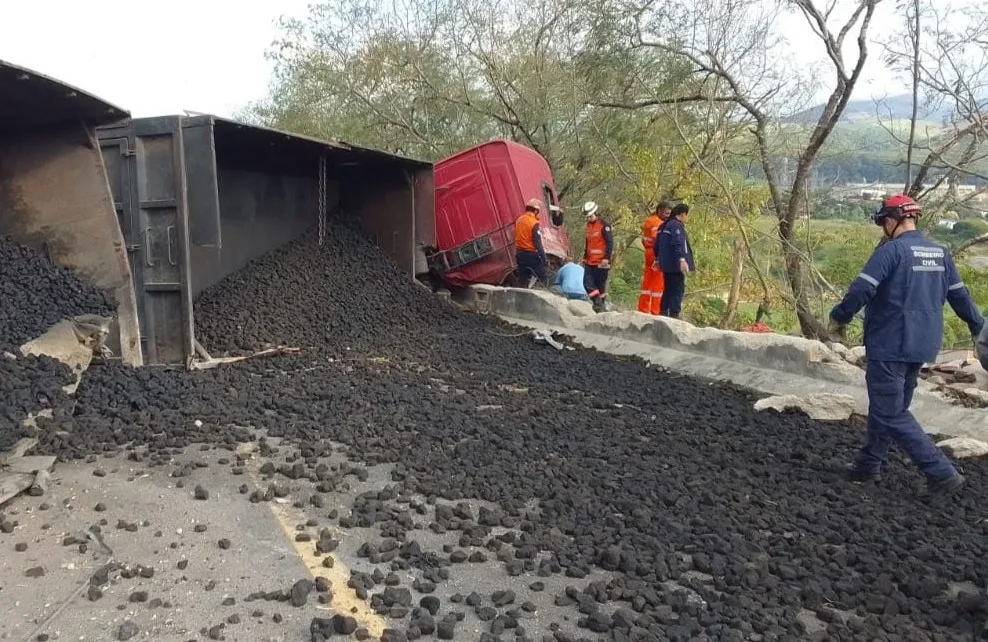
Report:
0,0,311,117
0,0,973,120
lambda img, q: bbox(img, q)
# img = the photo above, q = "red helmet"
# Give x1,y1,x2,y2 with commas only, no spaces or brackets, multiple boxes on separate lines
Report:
872,194,922,226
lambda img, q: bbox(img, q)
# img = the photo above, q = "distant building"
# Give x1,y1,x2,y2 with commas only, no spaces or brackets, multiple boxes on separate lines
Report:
833,181,986,204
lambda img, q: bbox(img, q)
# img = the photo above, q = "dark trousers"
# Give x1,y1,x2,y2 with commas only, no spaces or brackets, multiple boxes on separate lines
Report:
660,272,685,318
855,360,956,481
583,266,610,298
516,251,546,286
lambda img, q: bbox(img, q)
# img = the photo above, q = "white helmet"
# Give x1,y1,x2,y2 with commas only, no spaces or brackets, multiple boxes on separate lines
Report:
583,201,599,217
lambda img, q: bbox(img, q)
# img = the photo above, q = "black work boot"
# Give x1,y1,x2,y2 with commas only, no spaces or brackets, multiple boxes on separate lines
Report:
921,473,965,501
844,465,881,483
591,297,605,314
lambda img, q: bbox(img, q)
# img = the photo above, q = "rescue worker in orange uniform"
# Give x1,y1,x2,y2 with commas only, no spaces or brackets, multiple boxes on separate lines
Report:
638,200,671,315
514,198,548,288
582,201,613,313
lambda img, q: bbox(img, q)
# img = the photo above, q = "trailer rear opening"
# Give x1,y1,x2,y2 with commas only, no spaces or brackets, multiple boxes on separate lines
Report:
0,59,142,365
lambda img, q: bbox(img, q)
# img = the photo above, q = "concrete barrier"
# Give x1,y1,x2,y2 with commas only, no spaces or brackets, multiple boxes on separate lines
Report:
463,285,988,441
466,286,859,382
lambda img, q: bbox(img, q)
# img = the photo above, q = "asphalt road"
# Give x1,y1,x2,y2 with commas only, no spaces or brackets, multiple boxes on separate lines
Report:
1,438,642,642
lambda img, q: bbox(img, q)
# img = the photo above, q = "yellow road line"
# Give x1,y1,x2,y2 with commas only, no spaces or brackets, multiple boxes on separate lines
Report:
242,446,386,638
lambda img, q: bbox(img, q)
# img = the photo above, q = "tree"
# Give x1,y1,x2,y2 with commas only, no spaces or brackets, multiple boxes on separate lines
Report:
247,0,698,207
597,0,881,338
881,0,988,256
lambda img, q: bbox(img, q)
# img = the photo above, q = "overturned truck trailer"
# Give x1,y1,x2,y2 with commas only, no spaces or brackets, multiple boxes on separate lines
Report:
96,116,434,365
1,60,435,367
0,59,142,364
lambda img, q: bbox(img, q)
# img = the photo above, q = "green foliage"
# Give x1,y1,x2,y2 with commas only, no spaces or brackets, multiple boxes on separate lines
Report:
247,0,698,204
952,219,988,243
606,275,635,303
810,197,875,221
247,0,988,344
944,262,988,348
688,297,728,328
930,218,988,248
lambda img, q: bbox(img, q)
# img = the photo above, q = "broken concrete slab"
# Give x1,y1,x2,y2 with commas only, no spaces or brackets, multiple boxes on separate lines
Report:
461,285,860,385
937,437,988,459
18,316,113,394
961,362,988,388
0,472,35,507
2,456,57,475
963,388,988,405
0,437,40,461
753,394,858,421
0,439,56,506
846,346,867,366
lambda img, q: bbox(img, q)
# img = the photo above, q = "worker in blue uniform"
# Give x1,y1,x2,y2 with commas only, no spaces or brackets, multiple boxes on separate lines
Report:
656,203,695,318
553,257,589,300
978,323,988,371
829,195,985,499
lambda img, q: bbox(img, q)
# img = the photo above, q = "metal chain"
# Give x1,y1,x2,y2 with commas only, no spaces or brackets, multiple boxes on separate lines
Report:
318,152,327,247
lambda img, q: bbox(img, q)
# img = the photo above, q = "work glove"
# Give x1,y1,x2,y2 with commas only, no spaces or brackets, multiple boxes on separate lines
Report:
827,318,847,340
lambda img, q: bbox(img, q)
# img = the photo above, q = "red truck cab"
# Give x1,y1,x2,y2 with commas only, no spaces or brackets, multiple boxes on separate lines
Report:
428,140,569,286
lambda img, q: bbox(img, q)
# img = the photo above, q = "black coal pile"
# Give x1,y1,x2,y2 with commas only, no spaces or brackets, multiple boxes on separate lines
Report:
0,234,115,351
0,353,74,448
20,222,988,639
1,234,114,447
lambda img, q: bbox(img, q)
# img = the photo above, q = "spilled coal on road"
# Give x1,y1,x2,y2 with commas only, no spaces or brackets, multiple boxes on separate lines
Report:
3,222,987,641
1,234,114,446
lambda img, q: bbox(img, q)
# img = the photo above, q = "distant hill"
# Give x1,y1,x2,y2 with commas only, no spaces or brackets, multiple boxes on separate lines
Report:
788,94,954,125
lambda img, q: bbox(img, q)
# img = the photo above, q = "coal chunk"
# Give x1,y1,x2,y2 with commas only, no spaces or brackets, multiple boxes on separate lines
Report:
116,621,139,641
383,586,412,607
419,596,441,615
291,579,314,607
333,614,358,635
437,620,456,640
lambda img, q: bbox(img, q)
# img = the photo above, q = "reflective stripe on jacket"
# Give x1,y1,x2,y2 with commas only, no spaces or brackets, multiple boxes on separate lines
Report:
830,230,985,363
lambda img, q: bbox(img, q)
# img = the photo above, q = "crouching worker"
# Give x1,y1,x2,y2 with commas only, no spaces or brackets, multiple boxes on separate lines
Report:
829,195,985,499
553,257,588,301
515,198,548,288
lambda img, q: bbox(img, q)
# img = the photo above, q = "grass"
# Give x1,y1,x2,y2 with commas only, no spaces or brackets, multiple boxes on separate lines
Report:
607,215,985,348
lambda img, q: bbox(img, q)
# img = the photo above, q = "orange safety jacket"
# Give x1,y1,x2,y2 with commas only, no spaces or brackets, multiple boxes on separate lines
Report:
584,218,613,266
641,214,662,251
514,212,544,256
